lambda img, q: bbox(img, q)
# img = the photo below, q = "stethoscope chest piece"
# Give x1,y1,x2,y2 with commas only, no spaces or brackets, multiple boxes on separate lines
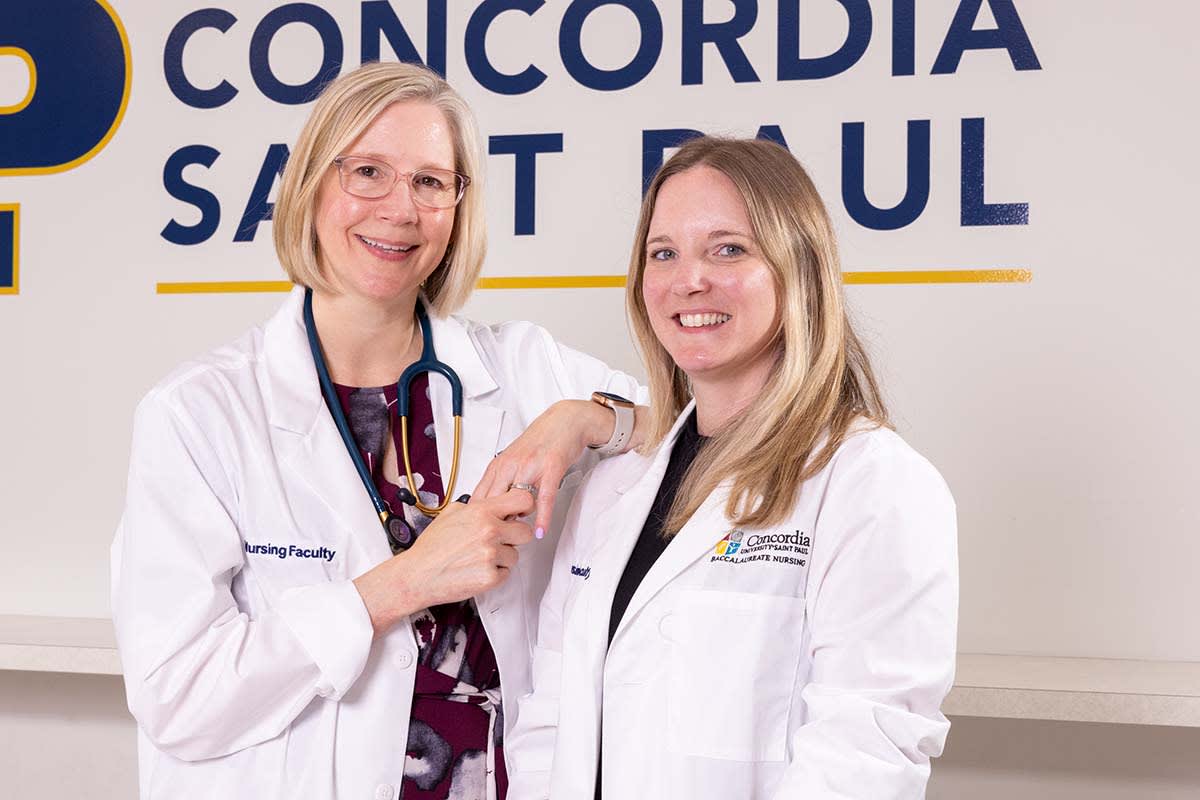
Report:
385,514,415,552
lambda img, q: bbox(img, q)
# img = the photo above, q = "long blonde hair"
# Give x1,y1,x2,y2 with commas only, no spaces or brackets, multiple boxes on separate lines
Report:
626,137,889,534
273,61,486,315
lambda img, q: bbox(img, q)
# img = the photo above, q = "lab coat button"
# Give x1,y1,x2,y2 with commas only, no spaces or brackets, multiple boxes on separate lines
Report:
658,613,678,641
373,784,394,800
396,651,414,668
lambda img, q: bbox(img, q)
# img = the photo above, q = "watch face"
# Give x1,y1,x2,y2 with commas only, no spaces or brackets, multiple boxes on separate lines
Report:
594,391,635,408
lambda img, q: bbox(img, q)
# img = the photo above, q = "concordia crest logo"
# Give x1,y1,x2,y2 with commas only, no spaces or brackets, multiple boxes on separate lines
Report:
714,529,745,556
711,528,810,568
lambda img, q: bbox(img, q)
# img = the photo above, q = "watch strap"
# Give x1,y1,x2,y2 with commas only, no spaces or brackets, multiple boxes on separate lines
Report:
588,393,635,455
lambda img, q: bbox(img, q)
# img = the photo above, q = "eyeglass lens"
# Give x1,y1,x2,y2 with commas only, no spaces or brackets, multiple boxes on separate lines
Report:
337,157,463,208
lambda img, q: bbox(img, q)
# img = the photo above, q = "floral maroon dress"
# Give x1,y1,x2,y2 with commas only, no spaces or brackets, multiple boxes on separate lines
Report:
334,374,508,800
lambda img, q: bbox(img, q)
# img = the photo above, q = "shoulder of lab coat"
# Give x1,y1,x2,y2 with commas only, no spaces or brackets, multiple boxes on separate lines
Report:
443,313,649,407
775,424,958,799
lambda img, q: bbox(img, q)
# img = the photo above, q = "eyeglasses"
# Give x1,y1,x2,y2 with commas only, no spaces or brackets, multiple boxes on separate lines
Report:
332,155,470,209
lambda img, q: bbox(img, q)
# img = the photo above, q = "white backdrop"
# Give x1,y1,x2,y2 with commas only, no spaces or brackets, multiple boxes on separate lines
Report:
1,1,1196,661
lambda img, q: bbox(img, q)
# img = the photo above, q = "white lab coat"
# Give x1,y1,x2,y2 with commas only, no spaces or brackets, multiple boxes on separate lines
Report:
507,403,958,800
111,286,644,800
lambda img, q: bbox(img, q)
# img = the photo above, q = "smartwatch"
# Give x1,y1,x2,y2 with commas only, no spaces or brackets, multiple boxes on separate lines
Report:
587,391,636,455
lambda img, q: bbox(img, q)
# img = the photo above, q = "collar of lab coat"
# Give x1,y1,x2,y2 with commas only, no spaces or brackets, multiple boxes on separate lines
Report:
608,399,699,496
262,286,498,435
260,285,505,568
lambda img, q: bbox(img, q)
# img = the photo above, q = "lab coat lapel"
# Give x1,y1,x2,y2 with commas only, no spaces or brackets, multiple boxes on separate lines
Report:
579,456,666,638
422,299,503,502
262,287,394,566
610,411,733,644
587,403,700,642
561,445,666,750
422,302,518,619
287,410,398,565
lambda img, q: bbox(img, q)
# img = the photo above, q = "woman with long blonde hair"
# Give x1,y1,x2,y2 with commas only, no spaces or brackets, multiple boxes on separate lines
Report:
507,137,958,800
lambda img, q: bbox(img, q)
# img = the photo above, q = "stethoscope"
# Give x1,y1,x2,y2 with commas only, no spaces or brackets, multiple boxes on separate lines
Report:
303,288,464,550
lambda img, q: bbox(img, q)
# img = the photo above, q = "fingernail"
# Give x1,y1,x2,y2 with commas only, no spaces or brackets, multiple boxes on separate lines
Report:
535,527,545,540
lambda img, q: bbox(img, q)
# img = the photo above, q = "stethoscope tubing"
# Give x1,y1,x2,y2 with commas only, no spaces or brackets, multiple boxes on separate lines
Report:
302,288,464,545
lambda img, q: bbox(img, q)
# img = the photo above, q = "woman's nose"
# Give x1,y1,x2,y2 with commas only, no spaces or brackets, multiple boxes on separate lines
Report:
670,255,710,295
375,179,420,224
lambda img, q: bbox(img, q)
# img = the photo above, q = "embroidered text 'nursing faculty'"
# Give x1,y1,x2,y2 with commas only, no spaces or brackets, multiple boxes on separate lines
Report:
244,541,336,561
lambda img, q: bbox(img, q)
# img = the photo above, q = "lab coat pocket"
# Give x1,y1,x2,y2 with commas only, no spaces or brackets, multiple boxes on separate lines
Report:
665,589,804,762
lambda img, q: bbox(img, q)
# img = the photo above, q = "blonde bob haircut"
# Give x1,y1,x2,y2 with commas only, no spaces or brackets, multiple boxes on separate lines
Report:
273,61,486,315
627,136,890,535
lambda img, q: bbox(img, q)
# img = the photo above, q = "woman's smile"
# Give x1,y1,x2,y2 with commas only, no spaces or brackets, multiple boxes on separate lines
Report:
355,233,419,261
673,311,733,329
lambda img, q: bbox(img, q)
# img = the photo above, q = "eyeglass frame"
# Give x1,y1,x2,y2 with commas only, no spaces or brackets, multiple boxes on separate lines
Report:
330,155,472,209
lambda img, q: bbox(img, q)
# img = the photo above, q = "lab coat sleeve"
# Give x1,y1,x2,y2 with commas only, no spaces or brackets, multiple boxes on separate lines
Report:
770,435,958,800
504,479,589,798
111,390,374,762
550,334,649,406
484,320,648,408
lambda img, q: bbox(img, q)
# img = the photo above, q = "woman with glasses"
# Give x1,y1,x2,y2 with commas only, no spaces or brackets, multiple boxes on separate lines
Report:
112,62,643,800
506,137,957,799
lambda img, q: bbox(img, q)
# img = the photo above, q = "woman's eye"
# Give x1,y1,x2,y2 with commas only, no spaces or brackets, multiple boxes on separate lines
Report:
416,174,445,189
649,249,675,261
717,243,745,257
356,165,379,179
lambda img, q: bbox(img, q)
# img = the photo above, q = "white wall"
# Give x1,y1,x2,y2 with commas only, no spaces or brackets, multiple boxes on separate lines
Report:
0,673,136,798
933,718,1200,799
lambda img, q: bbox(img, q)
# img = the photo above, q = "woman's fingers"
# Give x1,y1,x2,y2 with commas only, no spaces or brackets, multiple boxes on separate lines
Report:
496,516,535,546
477,455,570,538
472,457,499,499
471,398,598,532
494,543,519,571
474,452,518,500
482,487,536,521
533,462,569,539
375,492,533,612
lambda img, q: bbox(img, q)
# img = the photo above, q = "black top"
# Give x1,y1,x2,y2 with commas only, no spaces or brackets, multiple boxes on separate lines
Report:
607,410,708,643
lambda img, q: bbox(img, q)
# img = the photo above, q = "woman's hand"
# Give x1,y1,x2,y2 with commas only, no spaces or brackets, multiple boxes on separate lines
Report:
473,399,631,538
353,488,535,636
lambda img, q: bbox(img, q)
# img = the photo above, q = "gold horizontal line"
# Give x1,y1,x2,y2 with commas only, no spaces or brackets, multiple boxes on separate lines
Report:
156,269,1031,294
477,275,627,289
157,281,294,294
843,269,1032,285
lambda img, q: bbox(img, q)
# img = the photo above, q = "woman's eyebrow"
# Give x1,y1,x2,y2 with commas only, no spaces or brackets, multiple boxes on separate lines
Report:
708,229,752,240
342,152,453,170
646,234,673,246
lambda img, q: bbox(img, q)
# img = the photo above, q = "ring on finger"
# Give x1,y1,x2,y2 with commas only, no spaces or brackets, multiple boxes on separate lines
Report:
509,482,536,496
